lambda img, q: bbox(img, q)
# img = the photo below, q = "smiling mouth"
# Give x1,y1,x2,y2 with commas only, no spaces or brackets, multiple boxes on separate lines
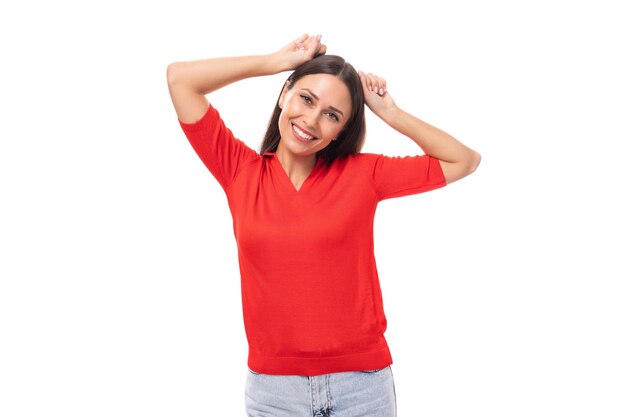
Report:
292,123,317,141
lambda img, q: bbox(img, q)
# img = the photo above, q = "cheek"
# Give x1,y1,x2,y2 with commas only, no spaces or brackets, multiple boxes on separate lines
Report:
286,97,306,114
279,100,298,127
325,121,346,139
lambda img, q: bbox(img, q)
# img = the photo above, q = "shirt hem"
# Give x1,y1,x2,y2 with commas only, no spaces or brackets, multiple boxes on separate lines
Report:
247,345,394,376
177,103,214,132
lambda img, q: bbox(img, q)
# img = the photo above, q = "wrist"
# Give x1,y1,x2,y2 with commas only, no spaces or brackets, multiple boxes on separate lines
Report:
377,103,401,123
264,52,291,74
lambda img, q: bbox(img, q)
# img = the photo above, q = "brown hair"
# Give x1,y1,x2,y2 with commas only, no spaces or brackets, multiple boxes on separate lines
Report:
259,55,366,168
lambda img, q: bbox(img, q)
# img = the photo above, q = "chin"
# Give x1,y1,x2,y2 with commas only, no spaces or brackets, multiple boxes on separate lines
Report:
288,147,317,159
282,138,317,156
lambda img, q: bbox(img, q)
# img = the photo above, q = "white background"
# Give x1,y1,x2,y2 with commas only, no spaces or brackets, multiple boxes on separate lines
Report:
1,0,624,416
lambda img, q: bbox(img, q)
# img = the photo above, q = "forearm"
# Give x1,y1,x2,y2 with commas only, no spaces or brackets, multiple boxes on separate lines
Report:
167,54,286,95
379,105,478,164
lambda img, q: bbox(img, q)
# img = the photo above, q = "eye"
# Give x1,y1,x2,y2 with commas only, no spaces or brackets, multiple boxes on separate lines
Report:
300,95,313,104
327,112,339,122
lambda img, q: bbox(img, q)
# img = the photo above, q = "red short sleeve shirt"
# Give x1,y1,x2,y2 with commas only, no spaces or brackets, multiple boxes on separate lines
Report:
179,104,446,376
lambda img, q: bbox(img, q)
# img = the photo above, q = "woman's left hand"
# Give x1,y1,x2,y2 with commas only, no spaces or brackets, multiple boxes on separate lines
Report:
358,70,396,117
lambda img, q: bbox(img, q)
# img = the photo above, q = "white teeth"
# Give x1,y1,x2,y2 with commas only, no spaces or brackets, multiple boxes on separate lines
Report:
293,124,315,141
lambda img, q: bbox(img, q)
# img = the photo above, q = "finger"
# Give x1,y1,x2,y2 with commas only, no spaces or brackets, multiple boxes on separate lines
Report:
369,73,380,94
295,33,309,49
377,76,386,94
306,34,324,57
359,70,372,91
358,70,366,85
366,73,376,92
363,73,372,92
305,33,321,51
369,73,385,95
313,35,325,54
358,70,376,93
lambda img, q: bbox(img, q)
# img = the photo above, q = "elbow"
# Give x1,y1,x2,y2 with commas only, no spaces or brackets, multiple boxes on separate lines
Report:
468,150,481,173
166,63,179,85
439,150,481,184
458,150,481,180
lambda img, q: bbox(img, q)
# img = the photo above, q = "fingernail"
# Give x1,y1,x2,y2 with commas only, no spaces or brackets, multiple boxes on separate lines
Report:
374,86,379,93
316,34,322,41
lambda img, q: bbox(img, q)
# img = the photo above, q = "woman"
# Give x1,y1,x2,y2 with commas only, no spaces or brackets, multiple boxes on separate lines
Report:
167,33,480,416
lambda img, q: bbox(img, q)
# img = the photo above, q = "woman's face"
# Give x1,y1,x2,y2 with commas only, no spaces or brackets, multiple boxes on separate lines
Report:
277,73,352,159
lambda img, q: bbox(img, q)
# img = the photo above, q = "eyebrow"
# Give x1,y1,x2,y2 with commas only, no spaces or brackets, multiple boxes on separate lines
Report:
300,88,345,117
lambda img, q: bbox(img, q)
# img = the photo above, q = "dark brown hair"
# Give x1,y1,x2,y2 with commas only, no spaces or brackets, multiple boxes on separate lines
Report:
259,55,366,168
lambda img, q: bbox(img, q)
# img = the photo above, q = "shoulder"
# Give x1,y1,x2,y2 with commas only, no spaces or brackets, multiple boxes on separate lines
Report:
318,152,378,173
325,152,381,172
340,152,379,165
347,152,381,170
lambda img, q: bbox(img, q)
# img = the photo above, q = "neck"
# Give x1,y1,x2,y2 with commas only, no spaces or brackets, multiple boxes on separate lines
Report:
275,146,317,177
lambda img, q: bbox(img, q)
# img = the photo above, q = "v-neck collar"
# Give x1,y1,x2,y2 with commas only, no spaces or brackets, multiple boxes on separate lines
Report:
263,152,323,194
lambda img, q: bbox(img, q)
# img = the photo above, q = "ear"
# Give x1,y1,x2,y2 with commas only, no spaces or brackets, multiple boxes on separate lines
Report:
278,80,290,109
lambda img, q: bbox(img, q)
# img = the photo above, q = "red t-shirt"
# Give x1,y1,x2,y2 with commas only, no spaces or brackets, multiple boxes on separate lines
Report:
178,104,447,376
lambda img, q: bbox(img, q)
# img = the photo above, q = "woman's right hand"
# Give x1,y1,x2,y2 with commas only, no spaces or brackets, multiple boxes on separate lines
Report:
272,33,327,72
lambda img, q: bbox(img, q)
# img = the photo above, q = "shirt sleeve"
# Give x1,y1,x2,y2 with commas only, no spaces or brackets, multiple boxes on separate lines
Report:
359,152,447,201
178,104,260,191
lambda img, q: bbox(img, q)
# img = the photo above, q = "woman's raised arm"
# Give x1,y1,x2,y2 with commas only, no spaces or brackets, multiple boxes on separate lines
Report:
358,71,481,184
166,34,326,124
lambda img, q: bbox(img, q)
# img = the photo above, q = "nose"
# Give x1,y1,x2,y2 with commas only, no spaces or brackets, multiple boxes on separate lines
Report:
303,109,322,128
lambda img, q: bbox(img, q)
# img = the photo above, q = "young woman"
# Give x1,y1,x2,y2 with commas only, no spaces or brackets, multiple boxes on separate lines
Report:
167,33,480,417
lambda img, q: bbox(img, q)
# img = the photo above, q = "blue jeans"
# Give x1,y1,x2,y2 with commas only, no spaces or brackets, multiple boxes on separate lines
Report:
245,365,397,416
